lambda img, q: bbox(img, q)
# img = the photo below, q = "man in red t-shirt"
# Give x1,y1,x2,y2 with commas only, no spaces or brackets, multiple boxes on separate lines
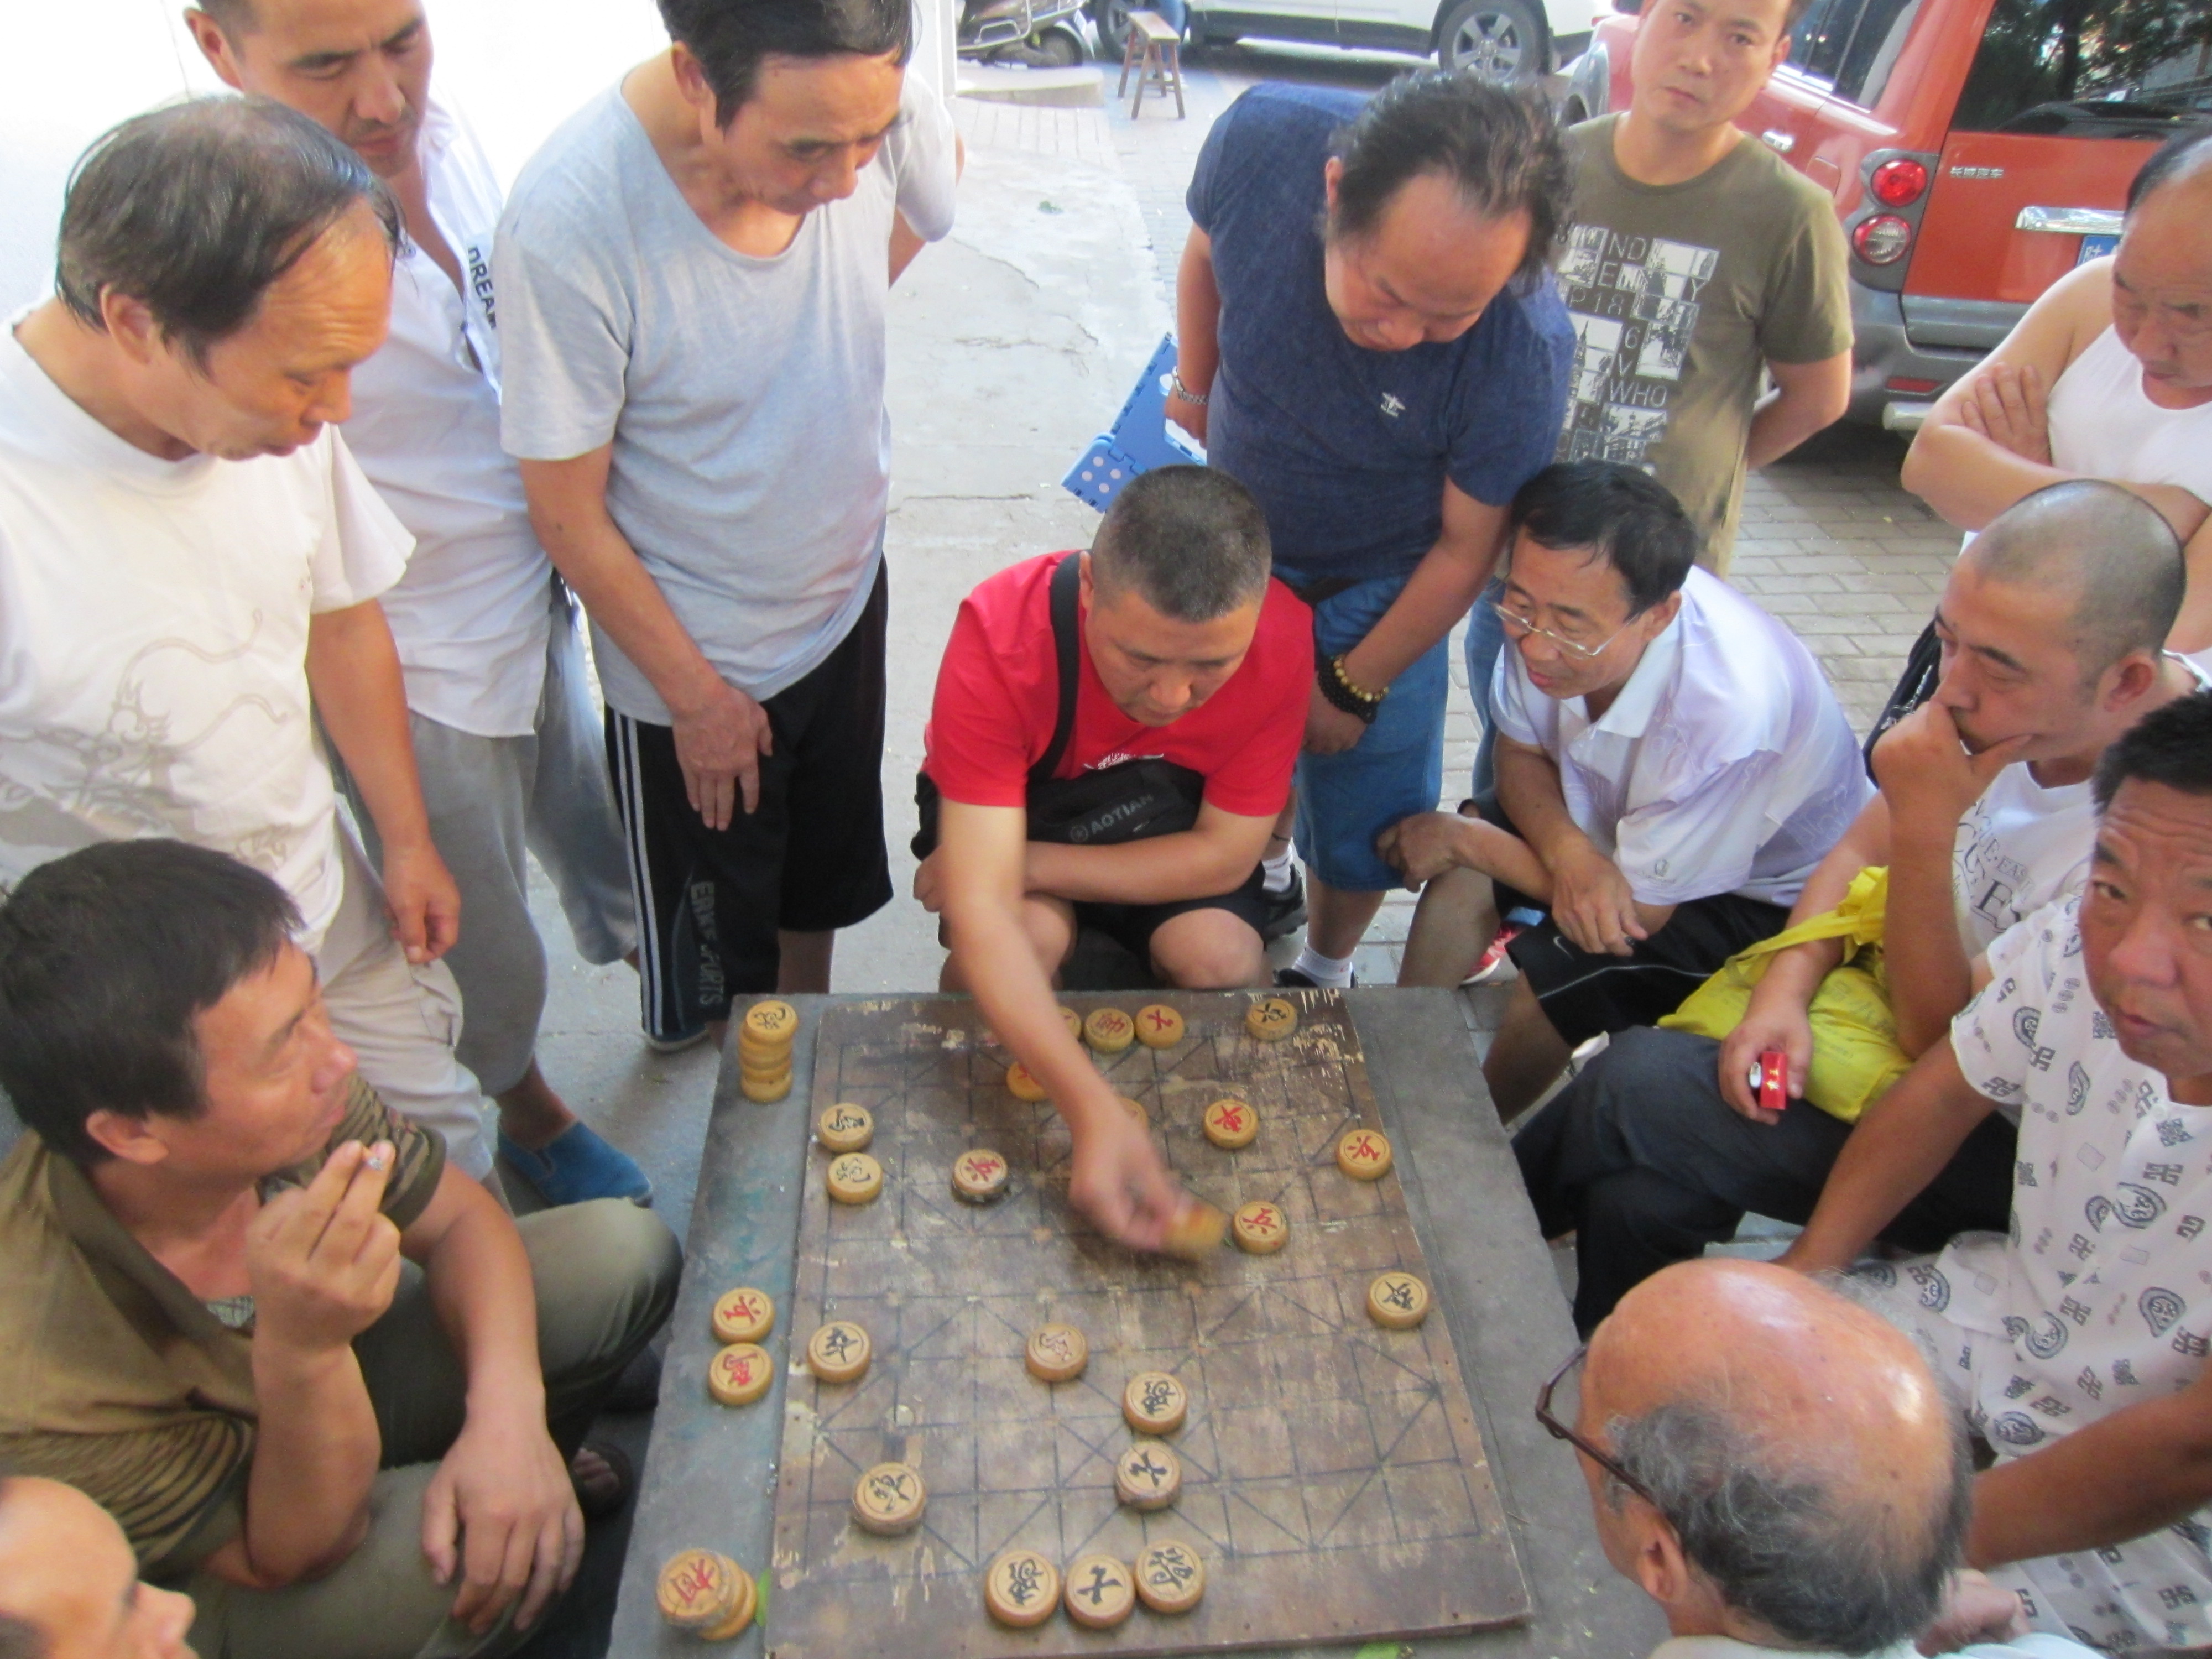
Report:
919,467,1310,1248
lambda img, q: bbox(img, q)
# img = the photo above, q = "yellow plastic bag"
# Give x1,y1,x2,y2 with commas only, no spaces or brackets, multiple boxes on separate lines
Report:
1657,866,1911,1124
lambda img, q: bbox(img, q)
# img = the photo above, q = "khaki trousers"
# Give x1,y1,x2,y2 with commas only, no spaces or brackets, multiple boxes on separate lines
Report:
181,1201,680,1659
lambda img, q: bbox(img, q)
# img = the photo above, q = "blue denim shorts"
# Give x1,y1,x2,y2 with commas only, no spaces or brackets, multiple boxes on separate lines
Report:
1290,570,1449,895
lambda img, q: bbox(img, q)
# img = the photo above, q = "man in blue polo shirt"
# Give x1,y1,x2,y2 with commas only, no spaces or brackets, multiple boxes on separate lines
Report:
1169,70,1575,987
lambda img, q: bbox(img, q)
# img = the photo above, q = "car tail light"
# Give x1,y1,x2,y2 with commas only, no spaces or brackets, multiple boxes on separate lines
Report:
1869,158,1929,207
1853,214,1913,264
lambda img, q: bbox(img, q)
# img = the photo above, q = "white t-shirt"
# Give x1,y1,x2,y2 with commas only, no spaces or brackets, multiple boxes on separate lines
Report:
0,325,410,947
495,77,959,722
1490,566,1873,906
1879,898,2212,1648
341,92,553,739
1951,764,2095,953
1950,660,2212,953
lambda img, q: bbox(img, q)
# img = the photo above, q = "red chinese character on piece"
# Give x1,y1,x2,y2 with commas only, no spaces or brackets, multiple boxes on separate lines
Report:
1146,1009,1172,1030
1254,1206,1279,1232
1220,1107,1244,1130
1352,1134,1377,1160
730,1357,753,1385
681,1559,715,1599
973,1155,1001,1177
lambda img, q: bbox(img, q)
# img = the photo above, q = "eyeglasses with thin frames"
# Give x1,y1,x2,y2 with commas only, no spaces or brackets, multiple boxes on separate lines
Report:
1533,1344,1659,1508
1489,600,1634,663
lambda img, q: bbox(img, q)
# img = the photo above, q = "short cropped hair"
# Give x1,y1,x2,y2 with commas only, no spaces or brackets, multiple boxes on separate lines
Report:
1328,70,1570,285
55,97,398,368
658,0,912,128
1966,481,2184,680
0,842,300,1166
2127,126,2212,214
1090,466,1273,623
2094,689,2212,812
1509,461,1699,615
1609,1401,1972,1655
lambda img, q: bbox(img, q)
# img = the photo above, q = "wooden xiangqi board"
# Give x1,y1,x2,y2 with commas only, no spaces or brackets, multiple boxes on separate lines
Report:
767,990,1528,1658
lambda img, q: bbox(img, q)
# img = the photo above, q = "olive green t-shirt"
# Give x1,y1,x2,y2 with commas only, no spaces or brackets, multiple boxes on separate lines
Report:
1554,116,1853,572
0,1075,444,1574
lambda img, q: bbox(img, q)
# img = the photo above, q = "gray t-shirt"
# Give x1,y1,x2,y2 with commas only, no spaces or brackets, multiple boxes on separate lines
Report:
495,80,958,719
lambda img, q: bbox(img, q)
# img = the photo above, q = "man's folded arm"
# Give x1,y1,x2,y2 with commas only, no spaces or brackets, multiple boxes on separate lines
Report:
1022,802,1273,906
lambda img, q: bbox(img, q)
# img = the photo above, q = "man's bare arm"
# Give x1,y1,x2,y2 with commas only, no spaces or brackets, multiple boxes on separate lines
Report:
519,449,770,830
1496,738,1673,951
1745,351,1850,469
202,1143,398,1589
937,802,1185,1250
405,1168,582,1634
1339,483,1507,699
1778,1039,1994,1273
1023,804,1271,905
306,601,458,963
1713,795,1894,1118
1167,228,1218,443
1967,1366,2212,1569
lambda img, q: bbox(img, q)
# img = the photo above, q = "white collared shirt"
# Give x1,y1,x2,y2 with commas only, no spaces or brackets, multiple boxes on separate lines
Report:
1490,566,1872,907
341,92,555,739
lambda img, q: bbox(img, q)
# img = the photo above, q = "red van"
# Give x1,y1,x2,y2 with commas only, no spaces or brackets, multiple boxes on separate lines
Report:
1558,0,2208,427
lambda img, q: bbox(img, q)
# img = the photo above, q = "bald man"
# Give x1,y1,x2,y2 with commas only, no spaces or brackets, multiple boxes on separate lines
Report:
0,1476,196,1659
1519,484,2205,1333
1902,128,2212,661
1566,1259,1976,1655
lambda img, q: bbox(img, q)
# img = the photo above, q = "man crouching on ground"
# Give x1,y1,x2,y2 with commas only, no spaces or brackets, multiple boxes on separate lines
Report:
0,840,680,1659
915,466,1311,1250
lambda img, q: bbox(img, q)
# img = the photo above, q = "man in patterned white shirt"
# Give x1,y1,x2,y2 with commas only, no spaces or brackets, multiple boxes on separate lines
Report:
1785,690,2212,1652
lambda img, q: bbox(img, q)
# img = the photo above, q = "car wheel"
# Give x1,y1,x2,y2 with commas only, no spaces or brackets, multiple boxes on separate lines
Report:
1437,0,1544,83
1091,0,1133,54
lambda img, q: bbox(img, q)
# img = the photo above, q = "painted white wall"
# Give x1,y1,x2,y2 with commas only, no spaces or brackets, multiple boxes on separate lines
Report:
0,0,958,311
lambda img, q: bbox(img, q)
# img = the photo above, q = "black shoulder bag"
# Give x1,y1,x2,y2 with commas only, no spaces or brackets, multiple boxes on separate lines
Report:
913,552,1207,859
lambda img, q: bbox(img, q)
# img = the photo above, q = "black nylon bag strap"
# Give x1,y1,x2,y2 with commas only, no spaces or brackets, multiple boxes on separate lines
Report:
1029,551,1082,788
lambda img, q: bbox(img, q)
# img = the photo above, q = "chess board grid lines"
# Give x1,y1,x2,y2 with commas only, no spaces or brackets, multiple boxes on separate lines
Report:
766,993,1524,1658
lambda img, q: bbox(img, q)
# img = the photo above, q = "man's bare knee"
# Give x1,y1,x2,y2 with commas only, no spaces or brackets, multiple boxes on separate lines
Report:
1149,912,1267,988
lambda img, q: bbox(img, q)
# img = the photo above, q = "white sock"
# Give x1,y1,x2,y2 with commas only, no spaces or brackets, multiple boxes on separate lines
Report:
1261,851,1296,895
1291,944,1355,988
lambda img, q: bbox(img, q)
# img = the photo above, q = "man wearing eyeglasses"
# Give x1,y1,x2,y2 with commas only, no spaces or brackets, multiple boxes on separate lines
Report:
1384,461,1868,1121
1538,1258,2061,1659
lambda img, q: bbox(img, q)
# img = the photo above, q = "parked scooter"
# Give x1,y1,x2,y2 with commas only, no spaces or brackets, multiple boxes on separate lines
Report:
958,0,1091,66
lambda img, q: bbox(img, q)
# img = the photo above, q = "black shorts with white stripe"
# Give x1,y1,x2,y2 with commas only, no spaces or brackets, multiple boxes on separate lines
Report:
603,564,893,1042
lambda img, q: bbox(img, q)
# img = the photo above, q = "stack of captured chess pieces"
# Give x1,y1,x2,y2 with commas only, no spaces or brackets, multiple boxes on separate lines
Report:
661,994,1434,1640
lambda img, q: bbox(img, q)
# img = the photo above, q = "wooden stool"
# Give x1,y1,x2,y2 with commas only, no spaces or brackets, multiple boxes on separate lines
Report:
1117,10,1186,119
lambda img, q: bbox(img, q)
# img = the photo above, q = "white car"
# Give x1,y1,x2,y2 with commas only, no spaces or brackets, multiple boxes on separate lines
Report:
1091,0,1599,83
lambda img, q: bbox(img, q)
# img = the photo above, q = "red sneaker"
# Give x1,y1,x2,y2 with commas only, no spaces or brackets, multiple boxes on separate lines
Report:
1463,921,1527,985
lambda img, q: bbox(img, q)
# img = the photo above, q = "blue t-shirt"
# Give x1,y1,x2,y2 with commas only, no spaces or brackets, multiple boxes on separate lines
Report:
1188,83,1574,585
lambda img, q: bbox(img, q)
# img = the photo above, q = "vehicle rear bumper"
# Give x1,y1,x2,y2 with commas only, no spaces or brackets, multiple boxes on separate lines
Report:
1847,282,1989,426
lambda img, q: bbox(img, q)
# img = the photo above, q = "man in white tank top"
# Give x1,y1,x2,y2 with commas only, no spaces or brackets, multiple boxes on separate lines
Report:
1902,128,2212,660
